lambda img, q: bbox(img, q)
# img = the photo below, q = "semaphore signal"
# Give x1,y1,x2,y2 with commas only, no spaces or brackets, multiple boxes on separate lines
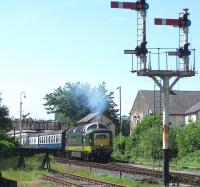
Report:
110,2,196,187
111,0,149,70
155,11,191,28
111,0,149,11
155,9,191,71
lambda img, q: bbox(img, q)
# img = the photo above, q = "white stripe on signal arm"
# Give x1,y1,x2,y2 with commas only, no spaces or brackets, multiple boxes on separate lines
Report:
162,19,167,25
118,2,123,8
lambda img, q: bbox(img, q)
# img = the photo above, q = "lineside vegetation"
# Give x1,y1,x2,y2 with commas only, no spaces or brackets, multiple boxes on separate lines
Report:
112,115,200,169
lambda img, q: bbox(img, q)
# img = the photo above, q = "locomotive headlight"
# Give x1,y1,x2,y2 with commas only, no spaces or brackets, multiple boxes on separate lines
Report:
101,144,103,147
83,139,85,142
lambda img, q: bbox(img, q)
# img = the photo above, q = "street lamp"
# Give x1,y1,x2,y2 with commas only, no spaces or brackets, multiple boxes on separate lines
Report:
117,86,122,138
19,91,26,145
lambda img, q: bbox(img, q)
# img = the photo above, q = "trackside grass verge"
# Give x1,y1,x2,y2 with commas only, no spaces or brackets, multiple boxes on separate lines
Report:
1,155,163,187
51,160,163,187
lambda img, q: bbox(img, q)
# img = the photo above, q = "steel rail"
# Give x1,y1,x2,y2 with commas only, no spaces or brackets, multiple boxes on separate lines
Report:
54,157,200,186
42,171,128,187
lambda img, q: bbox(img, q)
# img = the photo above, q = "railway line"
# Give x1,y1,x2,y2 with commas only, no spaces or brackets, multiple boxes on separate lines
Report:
42,170,127,187
54,157,200,186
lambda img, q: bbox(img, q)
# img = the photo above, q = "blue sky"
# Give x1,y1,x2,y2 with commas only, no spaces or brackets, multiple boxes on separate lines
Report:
0,0,199,120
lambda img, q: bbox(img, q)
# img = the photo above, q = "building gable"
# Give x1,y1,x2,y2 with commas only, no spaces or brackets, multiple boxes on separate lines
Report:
130,90,200,131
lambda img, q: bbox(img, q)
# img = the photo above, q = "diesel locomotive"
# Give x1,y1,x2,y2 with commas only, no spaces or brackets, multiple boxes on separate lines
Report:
21,122,113,162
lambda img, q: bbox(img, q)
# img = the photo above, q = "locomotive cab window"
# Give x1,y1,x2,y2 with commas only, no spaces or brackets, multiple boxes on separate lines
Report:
96,134,108,139
74,126,83,133
87,124,97,131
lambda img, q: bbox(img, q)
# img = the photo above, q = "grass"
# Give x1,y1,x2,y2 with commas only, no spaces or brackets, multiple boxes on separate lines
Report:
0,155,164,187
0,155,54,187
51,160,163,187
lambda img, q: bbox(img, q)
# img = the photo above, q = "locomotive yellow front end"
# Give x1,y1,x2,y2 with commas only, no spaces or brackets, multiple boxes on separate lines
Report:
93,133,110,146
91,129,113,162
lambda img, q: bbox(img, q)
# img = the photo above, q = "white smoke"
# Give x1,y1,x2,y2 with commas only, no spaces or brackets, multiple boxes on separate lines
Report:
73,82,107,113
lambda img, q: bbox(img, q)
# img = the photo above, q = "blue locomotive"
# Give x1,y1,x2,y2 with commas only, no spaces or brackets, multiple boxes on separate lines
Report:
21,122,113,162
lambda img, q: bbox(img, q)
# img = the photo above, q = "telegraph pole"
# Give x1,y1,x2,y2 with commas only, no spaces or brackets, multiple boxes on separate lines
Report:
111,2,196,186
117,86,122,138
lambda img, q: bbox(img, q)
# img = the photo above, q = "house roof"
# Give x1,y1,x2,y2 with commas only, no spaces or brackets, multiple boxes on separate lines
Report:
76,112,117,125
185,100,200,114
76,112,101,124
134,90,200,115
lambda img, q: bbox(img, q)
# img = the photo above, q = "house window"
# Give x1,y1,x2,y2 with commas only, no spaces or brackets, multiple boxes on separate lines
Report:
136,116,140,125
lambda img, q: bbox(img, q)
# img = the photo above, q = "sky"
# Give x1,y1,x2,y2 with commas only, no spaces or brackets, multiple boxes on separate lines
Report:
0,0,199,120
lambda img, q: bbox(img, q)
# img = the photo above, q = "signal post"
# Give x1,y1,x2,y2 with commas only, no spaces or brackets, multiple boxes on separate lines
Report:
111,1,196,186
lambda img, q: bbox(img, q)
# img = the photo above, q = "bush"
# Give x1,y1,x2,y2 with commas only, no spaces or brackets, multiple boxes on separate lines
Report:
127,115,163,160
176,121,200,158
112,115,179,162
112,135,128,160
0,139,15,157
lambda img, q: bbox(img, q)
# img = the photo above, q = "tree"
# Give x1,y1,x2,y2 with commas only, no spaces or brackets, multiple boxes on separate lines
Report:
0,95,15,158
44,82,119,126
0,96,11,132
125,115,163,160
177,121,200,158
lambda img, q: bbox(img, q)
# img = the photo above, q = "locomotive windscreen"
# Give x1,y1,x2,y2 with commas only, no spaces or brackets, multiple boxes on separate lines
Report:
93,133,110,146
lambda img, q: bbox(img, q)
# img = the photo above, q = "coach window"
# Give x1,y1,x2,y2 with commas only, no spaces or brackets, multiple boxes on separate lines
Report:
58,135,61,143
22,138,25,145
55,135,58,143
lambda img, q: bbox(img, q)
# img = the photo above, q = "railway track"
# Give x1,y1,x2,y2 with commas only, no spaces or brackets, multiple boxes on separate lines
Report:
54,157,200,186
42,170,127,187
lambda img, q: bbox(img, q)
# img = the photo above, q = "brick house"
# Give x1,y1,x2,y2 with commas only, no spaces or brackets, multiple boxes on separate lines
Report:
130,90,200,133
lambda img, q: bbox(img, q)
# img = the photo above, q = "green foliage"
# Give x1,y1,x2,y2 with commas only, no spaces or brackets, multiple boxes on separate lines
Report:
0,104,11,132
112,114,200,169
0,132,16,158
113,115,179,162
44,82,118,126
176,121,200,158
0,96,16,158
0,140,15,157
112,136,128,160
127,115,162,160
178,150,200,169
169,126,178,158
